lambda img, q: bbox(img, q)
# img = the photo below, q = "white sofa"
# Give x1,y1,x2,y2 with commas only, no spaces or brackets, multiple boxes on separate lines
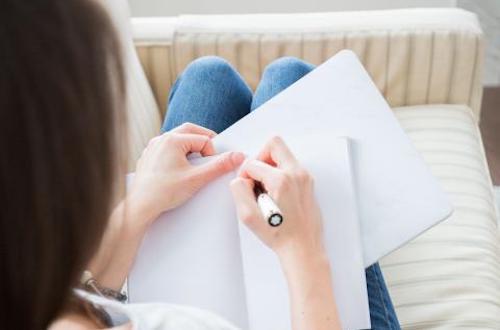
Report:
121,7,500,329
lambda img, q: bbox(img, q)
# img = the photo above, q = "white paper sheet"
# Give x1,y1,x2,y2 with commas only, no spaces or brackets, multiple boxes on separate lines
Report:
209,50,453,266
128,169,250,327
239,137,369,330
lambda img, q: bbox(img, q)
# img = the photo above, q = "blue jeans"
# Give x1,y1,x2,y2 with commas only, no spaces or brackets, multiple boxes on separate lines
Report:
163,56,401,330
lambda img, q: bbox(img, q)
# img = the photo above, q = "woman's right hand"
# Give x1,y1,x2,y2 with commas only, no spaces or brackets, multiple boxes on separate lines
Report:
229,136,325,259
230,136,340,330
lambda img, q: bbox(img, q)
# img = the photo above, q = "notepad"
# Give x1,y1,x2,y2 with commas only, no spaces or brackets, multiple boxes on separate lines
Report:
238,137,368,330
129,137,370,329
129,50,452,329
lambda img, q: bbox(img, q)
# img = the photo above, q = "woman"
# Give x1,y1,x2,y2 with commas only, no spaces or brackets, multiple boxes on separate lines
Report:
0,1,400,329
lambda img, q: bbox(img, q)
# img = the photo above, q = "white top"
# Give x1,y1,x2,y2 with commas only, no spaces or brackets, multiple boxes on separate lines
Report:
75,290,240,330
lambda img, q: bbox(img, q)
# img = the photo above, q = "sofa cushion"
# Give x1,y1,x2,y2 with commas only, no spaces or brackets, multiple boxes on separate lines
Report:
168,9,484,118
381,104,500,329
102,0,161,168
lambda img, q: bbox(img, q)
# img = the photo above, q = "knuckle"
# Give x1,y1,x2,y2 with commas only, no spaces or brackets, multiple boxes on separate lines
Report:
147,136,159,147
181,122,195,129
308,174,314,186
295,168,312,183
270,135,283,146
275,172,291,190
215,154,232,172
162,133,175,145
240,208,257,225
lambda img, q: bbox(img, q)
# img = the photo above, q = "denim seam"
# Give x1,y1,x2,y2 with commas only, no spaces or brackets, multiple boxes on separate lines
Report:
373,267,393,329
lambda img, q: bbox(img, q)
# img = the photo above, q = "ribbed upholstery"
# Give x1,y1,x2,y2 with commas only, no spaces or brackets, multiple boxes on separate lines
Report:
134,9,484,119
136,45,174,118
104,0,162,169
381,104,500,329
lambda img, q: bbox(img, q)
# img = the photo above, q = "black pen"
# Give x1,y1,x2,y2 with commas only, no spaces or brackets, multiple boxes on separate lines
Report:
253,182,284,227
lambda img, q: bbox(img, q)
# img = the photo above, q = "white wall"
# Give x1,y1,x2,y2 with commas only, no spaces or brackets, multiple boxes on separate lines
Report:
459,0,500,86
128,0,454,16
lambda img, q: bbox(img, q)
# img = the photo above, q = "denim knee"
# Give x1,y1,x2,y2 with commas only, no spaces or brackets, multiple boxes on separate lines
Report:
262,57,313,79
165,56,252,133
251,57,314,110
169,56,244,104
182,56,238,82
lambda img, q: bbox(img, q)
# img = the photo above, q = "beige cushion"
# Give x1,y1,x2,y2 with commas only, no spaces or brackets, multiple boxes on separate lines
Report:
381,104,500,329
103,0,161,169
164,9,483,118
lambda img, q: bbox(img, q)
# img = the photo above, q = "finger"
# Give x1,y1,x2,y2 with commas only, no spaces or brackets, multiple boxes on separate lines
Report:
230,178,267,233
143,135,162,158
192,151,245,186
146,135,162,151
138,135,162,167
171,122,217,138
257,136,297,168
238,159,282,189
169,133,215,156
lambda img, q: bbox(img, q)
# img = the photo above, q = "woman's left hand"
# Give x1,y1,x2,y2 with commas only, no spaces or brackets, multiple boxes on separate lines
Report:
89,123,243,291
128,123,245,225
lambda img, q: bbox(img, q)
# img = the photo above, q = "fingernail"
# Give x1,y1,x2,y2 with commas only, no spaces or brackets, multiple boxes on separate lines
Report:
231,152,246,165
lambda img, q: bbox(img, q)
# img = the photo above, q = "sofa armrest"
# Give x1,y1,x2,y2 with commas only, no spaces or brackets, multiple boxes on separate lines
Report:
133,8,484,118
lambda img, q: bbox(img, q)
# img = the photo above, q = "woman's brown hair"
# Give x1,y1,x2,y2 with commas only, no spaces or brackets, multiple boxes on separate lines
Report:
0,0,126,329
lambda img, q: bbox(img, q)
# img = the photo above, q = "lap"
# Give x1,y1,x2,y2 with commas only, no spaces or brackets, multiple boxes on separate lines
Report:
164,56,400,330
162,56,252,134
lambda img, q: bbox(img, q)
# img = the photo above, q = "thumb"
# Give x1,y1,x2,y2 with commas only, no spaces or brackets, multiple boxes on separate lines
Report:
192,152,245,186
